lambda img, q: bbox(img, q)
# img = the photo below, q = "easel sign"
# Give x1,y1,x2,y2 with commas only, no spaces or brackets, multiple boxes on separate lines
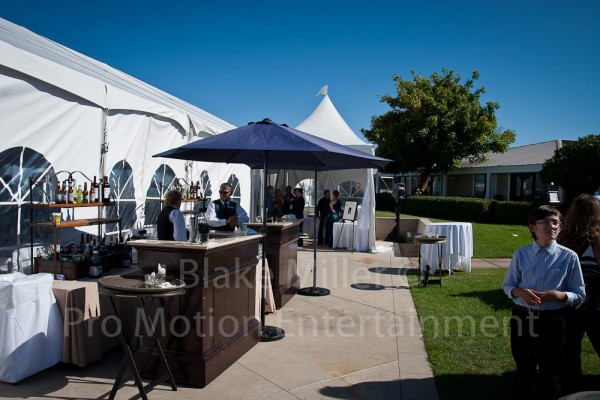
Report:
343,201,358,221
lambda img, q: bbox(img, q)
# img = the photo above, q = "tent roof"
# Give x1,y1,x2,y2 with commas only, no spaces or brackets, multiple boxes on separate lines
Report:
296,94,373,154
0,18,234,136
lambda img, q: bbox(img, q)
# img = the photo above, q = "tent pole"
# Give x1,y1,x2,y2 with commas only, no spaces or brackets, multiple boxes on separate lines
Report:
260,151,284,342
297,165,330,297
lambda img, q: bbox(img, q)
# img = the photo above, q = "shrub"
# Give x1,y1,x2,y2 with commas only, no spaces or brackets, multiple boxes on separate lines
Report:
401,196,490,222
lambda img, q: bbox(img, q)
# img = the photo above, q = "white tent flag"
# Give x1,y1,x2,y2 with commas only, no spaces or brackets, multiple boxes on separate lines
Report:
316,85,328,96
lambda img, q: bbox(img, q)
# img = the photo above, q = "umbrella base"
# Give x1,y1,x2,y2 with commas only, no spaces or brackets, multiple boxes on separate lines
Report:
261,325,285,342
296,286,331,296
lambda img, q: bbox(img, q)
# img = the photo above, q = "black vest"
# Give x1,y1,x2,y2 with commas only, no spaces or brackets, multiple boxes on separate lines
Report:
213,200,237,219
157,205,176,240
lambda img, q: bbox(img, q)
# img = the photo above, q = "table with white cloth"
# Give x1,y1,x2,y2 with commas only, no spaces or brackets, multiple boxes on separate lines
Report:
333,220,359,250
421,222,473,275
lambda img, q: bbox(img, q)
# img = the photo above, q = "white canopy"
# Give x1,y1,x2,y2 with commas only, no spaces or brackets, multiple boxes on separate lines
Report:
0,18,250,271
277,90,377,251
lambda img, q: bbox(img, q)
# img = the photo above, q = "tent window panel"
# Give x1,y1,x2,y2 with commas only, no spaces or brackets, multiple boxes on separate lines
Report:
145,164,176,228
0,147,54,248
106,160,136,234
226,174,242,205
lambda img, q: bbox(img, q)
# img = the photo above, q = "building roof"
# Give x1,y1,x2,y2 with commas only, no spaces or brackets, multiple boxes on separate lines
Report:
461,139,571,168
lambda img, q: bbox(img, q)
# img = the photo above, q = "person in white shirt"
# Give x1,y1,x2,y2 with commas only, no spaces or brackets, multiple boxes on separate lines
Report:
156,190,186,241
206,183,249,231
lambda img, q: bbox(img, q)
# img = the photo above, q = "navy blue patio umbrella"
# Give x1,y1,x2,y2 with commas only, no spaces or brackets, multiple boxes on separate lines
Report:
154,118,391,340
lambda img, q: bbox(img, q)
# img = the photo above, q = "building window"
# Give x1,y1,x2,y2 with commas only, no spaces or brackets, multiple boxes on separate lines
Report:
474,174,486,198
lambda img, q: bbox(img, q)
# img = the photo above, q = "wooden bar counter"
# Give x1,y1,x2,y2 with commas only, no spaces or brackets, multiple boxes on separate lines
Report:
128,235,261,387
247,220,301,308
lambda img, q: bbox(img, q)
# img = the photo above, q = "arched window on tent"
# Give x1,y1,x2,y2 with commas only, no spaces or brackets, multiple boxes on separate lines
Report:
0,147,55,270
199,170,213,199
144,164,176,229
338,180,365,205
226,174,242,205
105,160,136,237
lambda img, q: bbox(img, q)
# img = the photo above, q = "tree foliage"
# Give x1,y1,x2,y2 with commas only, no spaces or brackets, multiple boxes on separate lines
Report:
540,134,600,198
362,69,515,194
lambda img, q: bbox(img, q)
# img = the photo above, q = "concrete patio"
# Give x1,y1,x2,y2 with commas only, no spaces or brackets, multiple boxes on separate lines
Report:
1,241,444,400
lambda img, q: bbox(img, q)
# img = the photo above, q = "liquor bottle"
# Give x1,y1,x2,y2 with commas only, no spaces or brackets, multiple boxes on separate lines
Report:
61,180,67,204
89,250,102,277
55,181,63,204
196,181,201,199
76,185,83,204
90,176,97,203
83,182,89,203
67,181,74,204
102,176,111,203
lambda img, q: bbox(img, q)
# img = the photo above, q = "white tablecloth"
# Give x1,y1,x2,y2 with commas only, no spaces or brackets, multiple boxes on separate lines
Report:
302,216,319,238
421,222,473,274
333,221,359,250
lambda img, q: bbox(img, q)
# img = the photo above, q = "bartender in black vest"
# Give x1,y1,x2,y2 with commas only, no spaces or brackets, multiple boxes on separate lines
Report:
157,189,186,241
206,183,249,231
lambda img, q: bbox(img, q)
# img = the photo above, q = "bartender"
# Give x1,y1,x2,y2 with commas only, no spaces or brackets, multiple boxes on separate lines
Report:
157,189,186,241
206,183,249,231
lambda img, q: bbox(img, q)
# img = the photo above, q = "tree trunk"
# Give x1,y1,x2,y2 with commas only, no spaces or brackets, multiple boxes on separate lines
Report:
414,169,431,196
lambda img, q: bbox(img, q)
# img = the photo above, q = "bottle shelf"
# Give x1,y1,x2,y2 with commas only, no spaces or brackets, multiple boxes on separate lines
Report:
31,202,114,208
32,218,121,229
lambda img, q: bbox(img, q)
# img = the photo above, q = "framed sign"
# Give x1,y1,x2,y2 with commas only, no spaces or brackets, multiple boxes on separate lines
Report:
548,191,560,203
343,201,358,221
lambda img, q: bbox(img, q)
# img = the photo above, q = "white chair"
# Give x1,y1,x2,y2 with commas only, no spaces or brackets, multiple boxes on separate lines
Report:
0,272,63,383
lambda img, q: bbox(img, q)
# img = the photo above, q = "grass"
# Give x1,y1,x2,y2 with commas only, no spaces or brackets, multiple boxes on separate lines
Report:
410,268,600,400
375,211,531,258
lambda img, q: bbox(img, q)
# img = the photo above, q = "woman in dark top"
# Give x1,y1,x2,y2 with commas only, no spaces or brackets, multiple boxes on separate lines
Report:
558,193,600,392
326,190,342,247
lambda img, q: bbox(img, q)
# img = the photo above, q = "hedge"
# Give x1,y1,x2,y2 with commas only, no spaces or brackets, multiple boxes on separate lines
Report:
374,194,545,225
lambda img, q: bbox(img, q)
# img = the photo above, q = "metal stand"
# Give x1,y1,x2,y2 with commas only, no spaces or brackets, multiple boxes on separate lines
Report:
98,285,184,400
415,236,446,287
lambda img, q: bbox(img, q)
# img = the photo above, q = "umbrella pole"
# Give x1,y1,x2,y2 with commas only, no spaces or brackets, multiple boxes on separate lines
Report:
297,166,330,297
260,151,285,341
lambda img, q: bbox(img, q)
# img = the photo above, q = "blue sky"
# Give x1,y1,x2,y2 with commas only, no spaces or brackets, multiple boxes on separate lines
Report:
1,0,598,147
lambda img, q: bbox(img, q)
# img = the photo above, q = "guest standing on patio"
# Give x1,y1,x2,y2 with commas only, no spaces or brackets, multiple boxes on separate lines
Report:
157,189,186,241
326,190,342,247
316,190,331,245
206,183,249,231
557,194,600,393
503,205,585,400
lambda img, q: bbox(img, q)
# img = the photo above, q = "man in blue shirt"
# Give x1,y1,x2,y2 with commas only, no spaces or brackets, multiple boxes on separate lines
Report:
503,205,585,400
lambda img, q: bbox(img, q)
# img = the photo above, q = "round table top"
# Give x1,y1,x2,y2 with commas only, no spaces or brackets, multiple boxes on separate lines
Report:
414,235,447,244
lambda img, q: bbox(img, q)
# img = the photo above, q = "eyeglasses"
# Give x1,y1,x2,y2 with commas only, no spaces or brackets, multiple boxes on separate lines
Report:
219,190,230,195
535,219,561,228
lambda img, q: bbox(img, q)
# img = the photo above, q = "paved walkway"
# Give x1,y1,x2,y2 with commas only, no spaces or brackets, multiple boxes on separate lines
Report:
1,242,508,400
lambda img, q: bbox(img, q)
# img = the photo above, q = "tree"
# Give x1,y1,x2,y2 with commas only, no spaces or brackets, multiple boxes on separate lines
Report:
540,134,600,200
362,69,515,195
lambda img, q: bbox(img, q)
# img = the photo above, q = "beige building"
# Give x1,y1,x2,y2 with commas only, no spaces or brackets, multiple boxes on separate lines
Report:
376,139,569,202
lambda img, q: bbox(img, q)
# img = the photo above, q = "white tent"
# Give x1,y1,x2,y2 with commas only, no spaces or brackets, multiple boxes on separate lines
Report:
275,87,377,251
0,18,250,271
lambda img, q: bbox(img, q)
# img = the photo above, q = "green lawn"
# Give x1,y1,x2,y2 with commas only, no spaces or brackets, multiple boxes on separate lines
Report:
410,267,600,400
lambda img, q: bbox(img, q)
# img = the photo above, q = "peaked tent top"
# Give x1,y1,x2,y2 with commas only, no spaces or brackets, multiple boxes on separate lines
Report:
296,93,373,154
0,17,234,136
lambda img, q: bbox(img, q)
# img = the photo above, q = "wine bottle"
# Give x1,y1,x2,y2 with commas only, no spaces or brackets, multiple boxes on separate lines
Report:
102,176,111,203
83,182,89,203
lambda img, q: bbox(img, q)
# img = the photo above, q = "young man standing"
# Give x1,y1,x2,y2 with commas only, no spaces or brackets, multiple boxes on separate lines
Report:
503,205,585,399
316,190,331,245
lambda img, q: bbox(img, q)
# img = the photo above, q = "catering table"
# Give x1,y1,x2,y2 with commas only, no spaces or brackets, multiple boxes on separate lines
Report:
333,220,359,250
421,222,473,275
52,280,121,367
